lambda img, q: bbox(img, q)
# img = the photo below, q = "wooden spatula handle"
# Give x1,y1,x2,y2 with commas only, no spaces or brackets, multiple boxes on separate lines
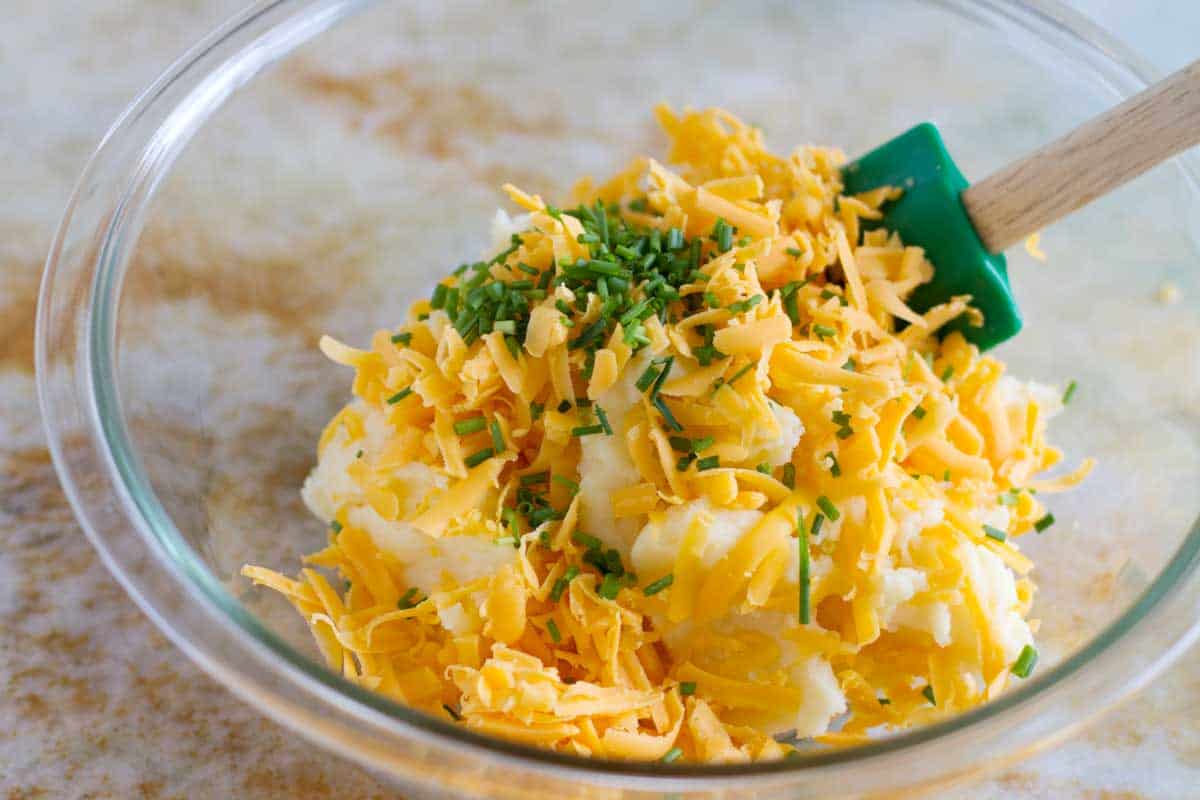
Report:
961,59,1200,254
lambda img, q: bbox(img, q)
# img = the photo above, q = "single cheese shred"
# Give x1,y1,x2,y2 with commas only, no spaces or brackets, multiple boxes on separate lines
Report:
244,106,1090,763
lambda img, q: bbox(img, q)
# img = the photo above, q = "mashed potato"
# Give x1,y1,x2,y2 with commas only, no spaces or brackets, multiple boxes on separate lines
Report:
244,106,1090,762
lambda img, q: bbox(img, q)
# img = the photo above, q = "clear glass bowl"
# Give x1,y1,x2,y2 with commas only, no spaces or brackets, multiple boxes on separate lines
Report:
37,0,1200,796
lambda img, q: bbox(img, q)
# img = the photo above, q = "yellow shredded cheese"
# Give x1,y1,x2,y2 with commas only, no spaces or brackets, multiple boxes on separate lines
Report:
244,106,1088,763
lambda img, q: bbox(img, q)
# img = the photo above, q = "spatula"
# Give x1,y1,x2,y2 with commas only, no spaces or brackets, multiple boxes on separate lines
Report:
841,58,1200,349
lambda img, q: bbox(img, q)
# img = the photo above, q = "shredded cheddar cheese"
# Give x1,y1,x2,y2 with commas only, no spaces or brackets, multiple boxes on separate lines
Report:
244,106,1089,763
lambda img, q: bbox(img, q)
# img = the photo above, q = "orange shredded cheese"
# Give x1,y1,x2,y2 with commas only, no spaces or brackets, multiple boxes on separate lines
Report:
243,106,1088,763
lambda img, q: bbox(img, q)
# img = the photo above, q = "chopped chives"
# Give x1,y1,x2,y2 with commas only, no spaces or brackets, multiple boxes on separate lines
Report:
598,572,622,600
692,436,714,453
490,419,506,452
668,435,692,452
595,404,613,435
571,424,605,437
1011,644,1038,678
714,218,733,252
786,247,803,257
922,685,936,705
666,228,684,251
329,520,343,534
983,524,1008,542
398,587,423,609
517,262,539,276
727,362,755,387
816,495,840,521
643,573,674,596
798,512,811,624
530,401,544,421
782,463,796,489
453,416,487,435
824,451,841,477
550,566,579,602
878,697,891,706
635,365,661,393
811,512,825,538
653,395,683,432
493,319,516,335
912,406,927,420
464,447,494,468
679,681,696,696
386,387,413,405
1063,379,1078,404
546,618,562,643
430,283,449,309
390,332,412,345
941,365,954,382
443,703,462,721
557,399,572,413
650,355,674,397
727,294,763,314
756,462,772,475
520,471,549,486
813,323,837,339
1034,513,1055,533
571,530,602,550
553,474,581,495
842,358,857,372
661,747,683,764
696,455,720,471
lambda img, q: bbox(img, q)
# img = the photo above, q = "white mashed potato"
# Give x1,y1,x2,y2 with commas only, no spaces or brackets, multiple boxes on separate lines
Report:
303,402,519,602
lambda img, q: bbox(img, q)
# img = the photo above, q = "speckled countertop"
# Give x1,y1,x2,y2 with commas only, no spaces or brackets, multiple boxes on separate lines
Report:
2,1,1197,798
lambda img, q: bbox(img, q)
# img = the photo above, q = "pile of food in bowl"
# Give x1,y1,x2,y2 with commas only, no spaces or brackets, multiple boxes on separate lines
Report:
243,105,1090,763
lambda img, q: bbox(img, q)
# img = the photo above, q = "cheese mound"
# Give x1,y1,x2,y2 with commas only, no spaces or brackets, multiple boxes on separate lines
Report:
243,106,1091,762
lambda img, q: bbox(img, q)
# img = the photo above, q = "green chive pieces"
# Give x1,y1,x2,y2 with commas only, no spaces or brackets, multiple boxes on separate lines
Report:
571,424,606,437
922,685,936,705
824,451,841,477
553,474,581,495
1063,379,1078,404
595,404,613,435
798,513,811,624
453,416,487,435
983,524,1008,542
550,566,580,602
490,419,506,452
661,747,684,764
696,455,720,471
464,447,494,468
816,495,840,521
679,681,696,696
598,572,622,600
1011,644,1038,678
782,463,796,490
643,573,675,596
443,703,462,721
329,520,343,534
1034,513,1056,533
546,618,562,643
386,387,413,404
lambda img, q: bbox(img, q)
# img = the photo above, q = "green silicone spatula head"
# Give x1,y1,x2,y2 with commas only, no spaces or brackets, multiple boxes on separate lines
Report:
841,123,1019,350
839,58,1200,350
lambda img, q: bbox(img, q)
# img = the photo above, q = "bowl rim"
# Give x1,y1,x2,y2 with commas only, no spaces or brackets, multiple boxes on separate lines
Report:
36,0,1200,793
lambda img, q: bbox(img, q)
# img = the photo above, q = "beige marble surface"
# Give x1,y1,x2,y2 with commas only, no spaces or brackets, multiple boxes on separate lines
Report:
2,1,1197,797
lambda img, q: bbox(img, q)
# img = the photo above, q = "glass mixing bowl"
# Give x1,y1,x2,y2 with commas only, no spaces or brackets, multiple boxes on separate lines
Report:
37,0,1200,796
